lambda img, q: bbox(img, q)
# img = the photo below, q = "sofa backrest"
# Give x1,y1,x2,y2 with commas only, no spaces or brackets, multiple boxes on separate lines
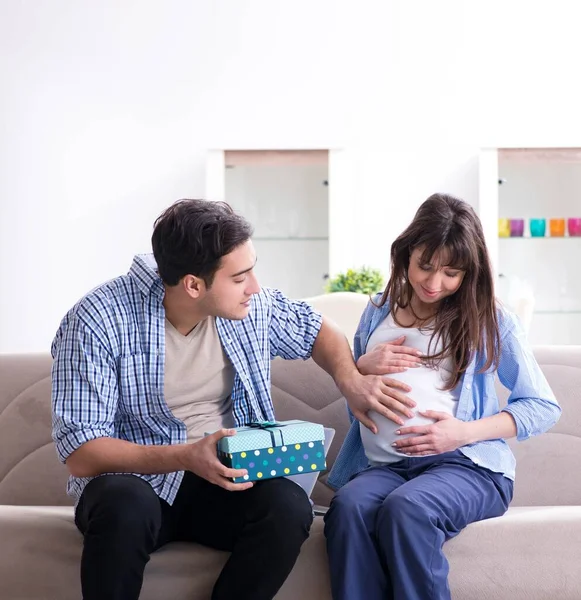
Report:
496,346,581,507
0,354,71,506
302,292,369,347
272,345,581,507
0,346,579,508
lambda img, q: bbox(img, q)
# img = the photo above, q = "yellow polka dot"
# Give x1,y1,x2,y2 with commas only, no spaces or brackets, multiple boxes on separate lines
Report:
295,444,301,450
257,472,263,478
311,464,317,470
268,448,274,454
240,452,247,458
284,468,290,474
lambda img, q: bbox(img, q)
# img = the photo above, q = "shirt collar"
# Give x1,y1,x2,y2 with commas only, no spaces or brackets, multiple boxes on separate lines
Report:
128,254,165,299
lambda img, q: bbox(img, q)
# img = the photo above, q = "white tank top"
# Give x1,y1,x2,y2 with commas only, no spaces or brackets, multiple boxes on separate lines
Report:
359,312,461,464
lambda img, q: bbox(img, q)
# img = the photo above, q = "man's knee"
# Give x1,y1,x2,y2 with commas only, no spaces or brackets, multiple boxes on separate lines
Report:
253,478,313,538
80,475,162,536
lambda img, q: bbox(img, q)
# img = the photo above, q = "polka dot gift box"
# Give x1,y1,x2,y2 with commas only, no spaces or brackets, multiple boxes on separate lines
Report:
213,420,326,483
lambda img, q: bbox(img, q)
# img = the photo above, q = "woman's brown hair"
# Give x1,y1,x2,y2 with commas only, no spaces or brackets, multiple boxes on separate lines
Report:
376,193,500,388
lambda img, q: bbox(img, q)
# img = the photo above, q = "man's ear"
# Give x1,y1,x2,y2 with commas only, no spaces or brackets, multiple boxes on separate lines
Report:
182,274,206,299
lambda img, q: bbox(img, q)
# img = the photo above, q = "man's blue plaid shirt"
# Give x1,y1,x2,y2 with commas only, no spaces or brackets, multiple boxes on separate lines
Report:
51,254,322,505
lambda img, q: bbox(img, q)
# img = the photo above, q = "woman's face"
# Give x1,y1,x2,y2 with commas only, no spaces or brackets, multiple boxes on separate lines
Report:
407,246,466,306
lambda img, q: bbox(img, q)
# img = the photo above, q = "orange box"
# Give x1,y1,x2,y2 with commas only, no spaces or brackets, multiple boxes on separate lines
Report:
549,218,566,237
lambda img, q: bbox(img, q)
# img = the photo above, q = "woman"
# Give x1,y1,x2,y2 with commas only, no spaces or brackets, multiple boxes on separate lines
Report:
324,193,561,600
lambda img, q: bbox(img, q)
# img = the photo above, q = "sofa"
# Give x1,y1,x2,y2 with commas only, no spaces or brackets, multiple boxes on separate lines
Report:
0,307,580,598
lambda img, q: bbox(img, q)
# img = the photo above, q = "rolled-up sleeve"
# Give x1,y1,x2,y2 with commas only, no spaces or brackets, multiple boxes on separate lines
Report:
266,288,323,360
498,312,562,441
51,314,118,463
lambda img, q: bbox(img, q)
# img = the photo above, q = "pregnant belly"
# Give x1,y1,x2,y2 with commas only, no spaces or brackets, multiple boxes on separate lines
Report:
360,379,458,463
360,411,437,461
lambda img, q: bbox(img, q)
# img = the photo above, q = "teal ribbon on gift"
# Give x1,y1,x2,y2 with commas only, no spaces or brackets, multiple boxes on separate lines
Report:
246,421,288,447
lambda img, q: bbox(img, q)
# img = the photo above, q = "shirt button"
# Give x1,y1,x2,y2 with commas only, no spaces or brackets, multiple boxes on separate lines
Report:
466,383,472,390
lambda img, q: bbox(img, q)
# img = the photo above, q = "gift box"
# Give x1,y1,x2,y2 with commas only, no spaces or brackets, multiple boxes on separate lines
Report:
214,420,326,483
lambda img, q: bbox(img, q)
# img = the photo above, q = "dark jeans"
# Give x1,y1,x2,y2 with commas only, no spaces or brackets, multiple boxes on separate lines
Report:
75,471,313,600
324,450,514,600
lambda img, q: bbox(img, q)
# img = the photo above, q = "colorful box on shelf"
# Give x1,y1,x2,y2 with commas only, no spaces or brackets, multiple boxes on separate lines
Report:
530,218,546,237
509,218,524,237
214,420,326,483
498,218,510,237
550,218,566,237
568,218,581,236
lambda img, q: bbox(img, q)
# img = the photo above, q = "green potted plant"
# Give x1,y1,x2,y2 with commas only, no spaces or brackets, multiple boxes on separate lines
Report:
326,266,385,295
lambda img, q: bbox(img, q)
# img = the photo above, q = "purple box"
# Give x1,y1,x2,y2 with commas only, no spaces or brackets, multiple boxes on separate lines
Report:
510,219,524,237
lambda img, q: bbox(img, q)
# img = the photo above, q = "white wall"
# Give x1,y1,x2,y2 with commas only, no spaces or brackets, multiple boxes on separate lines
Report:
2,0,581,352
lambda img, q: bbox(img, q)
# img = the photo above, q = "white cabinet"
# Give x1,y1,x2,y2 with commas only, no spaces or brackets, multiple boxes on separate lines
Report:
208,151,330,299
493,149,581,344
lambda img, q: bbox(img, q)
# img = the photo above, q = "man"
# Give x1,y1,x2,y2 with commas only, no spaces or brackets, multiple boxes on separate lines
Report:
51,199,414,600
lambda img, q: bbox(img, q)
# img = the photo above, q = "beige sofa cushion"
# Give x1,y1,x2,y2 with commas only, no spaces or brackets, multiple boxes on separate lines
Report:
1,504,579,600
303,292,369,347
445,505,581,599
0,505,331,600
271,357,349,507
498,346,581,506
0,355,71,506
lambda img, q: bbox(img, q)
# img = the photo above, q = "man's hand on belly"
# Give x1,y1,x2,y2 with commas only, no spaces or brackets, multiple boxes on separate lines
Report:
340,373,417,432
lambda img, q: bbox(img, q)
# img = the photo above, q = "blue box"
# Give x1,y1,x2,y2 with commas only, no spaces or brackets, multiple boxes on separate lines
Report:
214,420,326,483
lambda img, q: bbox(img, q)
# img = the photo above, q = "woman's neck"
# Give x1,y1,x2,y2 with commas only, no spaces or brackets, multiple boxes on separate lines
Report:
395,294,440,327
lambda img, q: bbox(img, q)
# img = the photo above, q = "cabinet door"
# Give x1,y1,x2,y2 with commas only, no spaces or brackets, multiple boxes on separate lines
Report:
224,160,329,299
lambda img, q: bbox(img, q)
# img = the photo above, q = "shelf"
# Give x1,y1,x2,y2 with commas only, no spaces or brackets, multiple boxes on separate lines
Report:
534,311,581,315
499,236,581,240
253,237,328,241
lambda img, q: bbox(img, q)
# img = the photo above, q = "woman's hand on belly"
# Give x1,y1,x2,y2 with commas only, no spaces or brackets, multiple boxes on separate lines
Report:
357,336,423,376
391,410,470,456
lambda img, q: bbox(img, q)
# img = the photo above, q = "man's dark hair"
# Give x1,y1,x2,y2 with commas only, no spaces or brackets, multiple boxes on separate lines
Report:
151,199,253,287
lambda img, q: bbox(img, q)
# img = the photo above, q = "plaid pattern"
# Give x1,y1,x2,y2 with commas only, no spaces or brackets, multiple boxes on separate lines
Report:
51,254,322,505
328,295,562,490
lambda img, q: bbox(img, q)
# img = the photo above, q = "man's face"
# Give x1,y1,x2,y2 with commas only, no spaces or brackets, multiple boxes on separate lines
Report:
200,240,261,320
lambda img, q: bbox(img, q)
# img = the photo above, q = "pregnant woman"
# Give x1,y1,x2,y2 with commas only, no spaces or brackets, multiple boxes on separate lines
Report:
324,193,561,600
